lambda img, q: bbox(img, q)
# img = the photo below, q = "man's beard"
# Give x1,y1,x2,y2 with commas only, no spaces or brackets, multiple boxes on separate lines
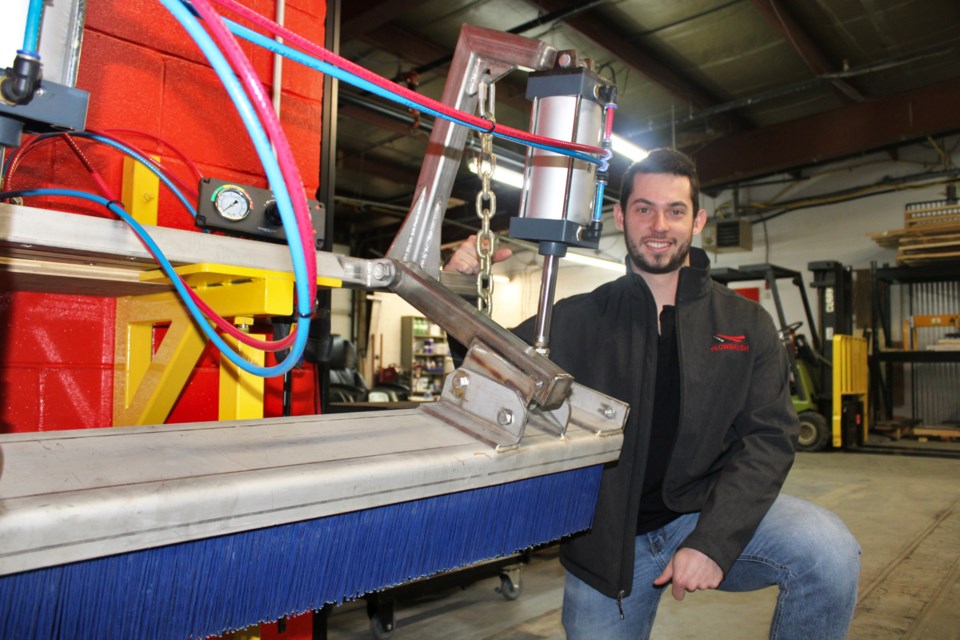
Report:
626,233,692,275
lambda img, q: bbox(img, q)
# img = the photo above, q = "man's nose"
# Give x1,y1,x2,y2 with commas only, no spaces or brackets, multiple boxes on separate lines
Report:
651,211,669,231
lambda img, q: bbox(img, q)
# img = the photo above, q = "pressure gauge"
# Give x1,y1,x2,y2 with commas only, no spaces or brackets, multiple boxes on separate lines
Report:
212,185,253,221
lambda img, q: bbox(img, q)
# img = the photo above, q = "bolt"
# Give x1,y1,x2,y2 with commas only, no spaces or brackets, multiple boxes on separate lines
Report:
451,371,470,398
557,52,573,68
601,405,616,420
372,263,388,281
497,408,514,426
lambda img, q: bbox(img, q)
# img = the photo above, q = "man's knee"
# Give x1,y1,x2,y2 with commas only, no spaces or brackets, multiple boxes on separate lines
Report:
776,496,860,587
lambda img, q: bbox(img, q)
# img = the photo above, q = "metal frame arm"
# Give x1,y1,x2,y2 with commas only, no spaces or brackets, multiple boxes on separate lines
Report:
386,24,558,278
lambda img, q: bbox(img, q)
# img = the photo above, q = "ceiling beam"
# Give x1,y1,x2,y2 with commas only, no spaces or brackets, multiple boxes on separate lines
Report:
339,152,421,187
338,100,422,138
358,24,450,68
529,0,748,124
693,77,960,187
340,0,435,42
356,24,533,115
750,0,863,103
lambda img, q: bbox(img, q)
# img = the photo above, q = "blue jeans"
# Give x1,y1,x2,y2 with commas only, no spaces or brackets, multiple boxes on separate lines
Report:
562,495,861,640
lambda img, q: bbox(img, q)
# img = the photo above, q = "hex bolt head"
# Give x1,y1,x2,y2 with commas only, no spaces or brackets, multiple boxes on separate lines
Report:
601,405,616,420
497,408,514,426
451,371,470,398
372,262,392,281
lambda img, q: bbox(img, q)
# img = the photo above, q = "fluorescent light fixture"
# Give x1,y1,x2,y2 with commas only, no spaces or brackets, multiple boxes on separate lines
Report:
562,251,625,272
467,158,525,189
611,134,649,162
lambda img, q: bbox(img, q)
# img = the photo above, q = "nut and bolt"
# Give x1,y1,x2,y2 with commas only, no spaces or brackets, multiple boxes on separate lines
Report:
497,408,514,426
601,405,616,420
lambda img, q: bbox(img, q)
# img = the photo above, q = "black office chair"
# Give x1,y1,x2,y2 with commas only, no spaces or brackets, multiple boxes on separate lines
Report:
327,336,410,403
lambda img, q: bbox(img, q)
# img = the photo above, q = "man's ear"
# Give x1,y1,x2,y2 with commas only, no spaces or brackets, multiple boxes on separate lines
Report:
614,203,625,231
692,208,708,235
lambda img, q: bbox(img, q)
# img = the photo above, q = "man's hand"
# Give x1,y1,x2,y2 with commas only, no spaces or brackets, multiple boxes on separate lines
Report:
443,234,513,275
653,547,723,601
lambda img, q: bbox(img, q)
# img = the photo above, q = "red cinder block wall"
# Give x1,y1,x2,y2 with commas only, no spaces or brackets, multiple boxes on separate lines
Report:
1,0,327,433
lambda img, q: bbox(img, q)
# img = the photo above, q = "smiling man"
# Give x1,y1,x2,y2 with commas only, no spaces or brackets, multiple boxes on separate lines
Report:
447,148,861,640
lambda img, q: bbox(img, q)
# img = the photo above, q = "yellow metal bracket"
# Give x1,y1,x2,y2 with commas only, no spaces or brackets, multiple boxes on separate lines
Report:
113,263,336,426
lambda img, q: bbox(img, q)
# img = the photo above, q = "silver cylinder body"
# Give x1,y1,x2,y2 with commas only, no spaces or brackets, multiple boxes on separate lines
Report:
519,95,602,226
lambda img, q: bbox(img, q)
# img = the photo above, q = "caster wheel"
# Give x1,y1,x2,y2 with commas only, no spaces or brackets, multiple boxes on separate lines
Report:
497,572,523,601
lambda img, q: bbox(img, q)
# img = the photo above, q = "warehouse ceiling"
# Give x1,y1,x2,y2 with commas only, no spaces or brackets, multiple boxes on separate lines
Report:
329,0,960,258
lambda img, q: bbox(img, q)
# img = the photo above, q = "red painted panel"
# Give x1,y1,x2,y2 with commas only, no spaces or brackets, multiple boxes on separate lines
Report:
76,31,166,134
279,93,323,193
282,5,326,102
161,58,262,174
85,0,207,66
0,292,115,432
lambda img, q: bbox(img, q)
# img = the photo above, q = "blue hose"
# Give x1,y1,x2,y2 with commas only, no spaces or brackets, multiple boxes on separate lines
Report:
22,0,45,54
224,19,602,167
160,0,312,320
2,188,309,378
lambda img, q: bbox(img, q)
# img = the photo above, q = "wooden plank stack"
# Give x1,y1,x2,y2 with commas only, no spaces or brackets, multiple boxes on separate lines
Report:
869,200,960,264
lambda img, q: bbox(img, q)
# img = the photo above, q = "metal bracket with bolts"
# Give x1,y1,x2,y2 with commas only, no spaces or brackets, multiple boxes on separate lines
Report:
422,338,628,450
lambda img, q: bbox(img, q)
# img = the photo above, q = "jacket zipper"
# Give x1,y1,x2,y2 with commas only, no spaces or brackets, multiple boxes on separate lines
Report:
617,590,625,619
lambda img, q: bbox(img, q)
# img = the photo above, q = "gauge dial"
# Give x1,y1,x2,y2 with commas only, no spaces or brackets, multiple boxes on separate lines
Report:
213,185,253,221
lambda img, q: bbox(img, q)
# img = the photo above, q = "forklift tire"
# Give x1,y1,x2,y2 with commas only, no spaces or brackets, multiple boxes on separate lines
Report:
797,411,830,452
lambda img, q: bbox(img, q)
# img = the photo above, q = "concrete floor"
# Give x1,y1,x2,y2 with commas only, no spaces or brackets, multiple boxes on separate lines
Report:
325,449,960,640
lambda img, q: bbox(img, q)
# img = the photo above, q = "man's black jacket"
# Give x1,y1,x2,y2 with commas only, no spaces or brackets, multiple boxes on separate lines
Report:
513,248,798,599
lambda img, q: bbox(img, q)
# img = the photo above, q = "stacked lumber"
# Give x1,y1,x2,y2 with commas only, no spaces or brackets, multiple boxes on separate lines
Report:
868,200,960,264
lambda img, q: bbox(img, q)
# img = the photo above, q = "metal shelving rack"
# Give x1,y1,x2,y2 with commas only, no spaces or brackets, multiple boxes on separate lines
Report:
869,262,960,436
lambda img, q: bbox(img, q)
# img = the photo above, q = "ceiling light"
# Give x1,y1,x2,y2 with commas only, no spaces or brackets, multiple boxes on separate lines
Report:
611,134,649,162
561,251,625,272
467,158,525,189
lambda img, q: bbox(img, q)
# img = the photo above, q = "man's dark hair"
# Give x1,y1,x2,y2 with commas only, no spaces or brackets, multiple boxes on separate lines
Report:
619,148,701,213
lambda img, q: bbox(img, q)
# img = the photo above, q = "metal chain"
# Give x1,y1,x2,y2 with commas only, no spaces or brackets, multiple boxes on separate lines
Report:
475,78,497,316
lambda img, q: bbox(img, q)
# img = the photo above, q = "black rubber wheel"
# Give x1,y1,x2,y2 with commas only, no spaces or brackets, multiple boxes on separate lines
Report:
498,573,523,601
369,613,394,640
797,411,830,452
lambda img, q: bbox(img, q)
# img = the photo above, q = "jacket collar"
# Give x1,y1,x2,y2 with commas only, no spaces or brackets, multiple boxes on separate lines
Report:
677,247,712,302
622,246,713,302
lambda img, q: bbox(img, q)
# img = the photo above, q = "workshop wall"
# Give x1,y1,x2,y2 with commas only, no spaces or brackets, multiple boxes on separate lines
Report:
1,0,327,432
497,137,958,345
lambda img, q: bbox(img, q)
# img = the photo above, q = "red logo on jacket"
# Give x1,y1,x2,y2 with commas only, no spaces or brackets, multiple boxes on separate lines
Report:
711,333,750,352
